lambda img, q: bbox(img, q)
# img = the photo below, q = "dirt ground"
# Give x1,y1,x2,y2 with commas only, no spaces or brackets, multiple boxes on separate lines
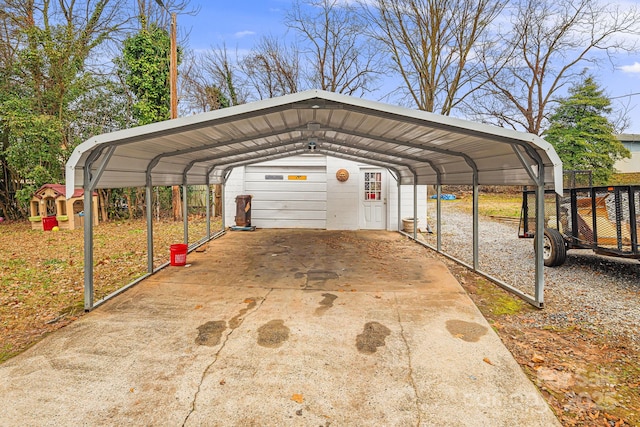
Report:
444,261,640,426
1,219,638,425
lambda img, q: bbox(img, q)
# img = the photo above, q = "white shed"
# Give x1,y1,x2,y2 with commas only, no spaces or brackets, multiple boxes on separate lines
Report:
224,155,427,231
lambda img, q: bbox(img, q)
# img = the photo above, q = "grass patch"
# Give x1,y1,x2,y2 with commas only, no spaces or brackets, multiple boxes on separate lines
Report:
609,173,640,185
43,258,66,267
491,295,525,316
478,194,523,218
430,193,523,219
473,278,527,316
59,300,85,317
0,343,18,364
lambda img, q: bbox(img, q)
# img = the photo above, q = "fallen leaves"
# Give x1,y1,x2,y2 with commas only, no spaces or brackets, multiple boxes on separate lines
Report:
291,394,304,404
0,218,216,364
483,357,493,365
531,354,545,364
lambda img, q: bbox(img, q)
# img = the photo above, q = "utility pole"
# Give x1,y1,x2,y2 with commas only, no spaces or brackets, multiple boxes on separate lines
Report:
169,12,182,221
155,0,178,119
155,0,182,220
170,12,177,119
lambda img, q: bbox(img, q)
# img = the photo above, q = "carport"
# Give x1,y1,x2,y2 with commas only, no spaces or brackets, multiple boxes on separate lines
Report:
66,90,562,310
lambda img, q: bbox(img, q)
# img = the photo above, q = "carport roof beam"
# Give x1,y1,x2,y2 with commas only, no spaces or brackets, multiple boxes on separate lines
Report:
187,139,311,177
321,127,477,175
315,137,441,182
315,150,409,178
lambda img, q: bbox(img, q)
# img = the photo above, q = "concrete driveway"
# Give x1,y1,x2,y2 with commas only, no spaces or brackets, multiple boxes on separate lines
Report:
0,230,559,426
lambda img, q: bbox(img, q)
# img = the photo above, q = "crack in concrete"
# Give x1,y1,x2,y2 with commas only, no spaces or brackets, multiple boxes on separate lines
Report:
181,289,273,426
394,293,422,427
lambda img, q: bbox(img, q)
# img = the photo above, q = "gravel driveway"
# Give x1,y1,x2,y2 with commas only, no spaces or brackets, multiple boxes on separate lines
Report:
422,203,640,350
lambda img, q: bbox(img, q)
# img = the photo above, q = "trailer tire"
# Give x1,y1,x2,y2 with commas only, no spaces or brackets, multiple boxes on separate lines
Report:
534,228,567,267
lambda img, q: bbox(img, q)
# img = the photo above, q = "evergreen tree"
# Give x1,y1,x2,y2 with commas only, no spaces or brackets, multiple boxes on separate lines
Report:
116,18,180,125
544,77,630,184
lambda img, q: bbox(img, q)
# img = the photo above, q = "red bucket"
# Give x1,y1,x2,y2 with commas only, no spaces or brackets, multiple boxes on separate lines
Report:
170,244,188,266
42,216,59,231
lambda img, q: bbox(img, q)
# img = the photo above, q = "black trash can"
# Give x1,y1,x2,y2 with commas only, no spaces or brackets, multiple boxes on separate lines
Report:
235,195,252,226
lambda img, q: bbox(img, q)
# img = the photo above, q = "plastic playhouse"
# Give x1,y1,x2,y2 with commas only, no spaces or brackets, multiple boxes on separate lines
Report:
29,184,99,231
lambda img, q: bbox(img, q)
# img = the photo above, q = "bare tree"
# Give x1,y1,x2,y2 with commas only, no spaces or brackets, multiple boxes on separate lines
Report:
0,1,22,69
609,93,637,134
137,0,197,29
241,35,301,99
468,0,640,135
198,44,247,107
359,0,505,114
181,50,231,113
182,37,299,108
180,44,244,219
286,0,382,96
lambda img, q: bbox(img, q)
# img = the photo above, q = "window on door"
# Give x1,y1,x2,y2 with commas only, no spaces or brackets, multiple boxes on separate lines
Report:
364,172,382,200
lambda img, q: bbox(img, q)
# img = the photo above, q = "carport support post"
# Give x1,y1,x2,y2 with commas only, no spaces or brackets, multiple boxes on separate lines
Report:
182,184,188,245
83,171,94,311
413,177,418,239
534,167,546,306
205,176,211,239
221,169,232,231
80,146,114,311
221,182,226,229
145,182,154,273
437,184,442,252
473,174,479,271
397,180,401,231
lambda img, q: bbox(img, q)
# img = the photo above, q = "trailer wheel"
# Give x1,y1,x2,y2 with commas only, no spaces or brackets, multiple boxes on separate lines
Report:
534,228,567,267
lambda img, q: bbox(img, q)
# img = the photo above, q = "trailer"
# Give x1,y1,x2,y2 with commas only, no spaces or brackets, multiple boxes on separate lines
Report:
519,186,640,266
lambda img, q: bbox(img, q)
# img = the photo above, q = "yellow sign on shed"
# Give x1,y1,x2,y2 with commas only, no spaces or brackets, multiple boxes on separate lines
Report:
288,175,307,181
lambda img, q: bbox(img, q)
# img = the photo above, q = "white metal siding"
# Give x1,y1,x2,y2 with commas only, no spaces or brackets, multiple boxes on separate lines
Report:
245,164,327,228
326,157,360,230
224,155,427,231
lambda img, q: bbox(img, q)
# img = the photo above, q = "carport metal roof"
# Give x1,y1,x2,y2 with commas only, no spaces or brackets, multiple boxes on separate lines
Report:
66,90,562,195
67,90,561,312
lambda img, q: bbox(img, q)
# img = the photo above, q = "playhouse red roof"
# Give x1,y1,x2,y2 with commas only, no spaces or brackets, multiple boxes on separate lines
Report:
34,184,91,199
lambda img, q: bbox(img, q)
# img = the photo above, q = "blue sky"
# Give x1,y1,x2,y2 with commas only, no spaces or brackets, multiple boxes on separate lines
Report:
178,0,640,133
183,1,286,52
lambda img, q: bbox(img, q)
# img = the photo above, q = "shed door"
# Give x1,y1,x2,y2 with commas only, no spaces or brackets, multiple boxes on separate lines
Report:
360,170,386,229
245,165,327,228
